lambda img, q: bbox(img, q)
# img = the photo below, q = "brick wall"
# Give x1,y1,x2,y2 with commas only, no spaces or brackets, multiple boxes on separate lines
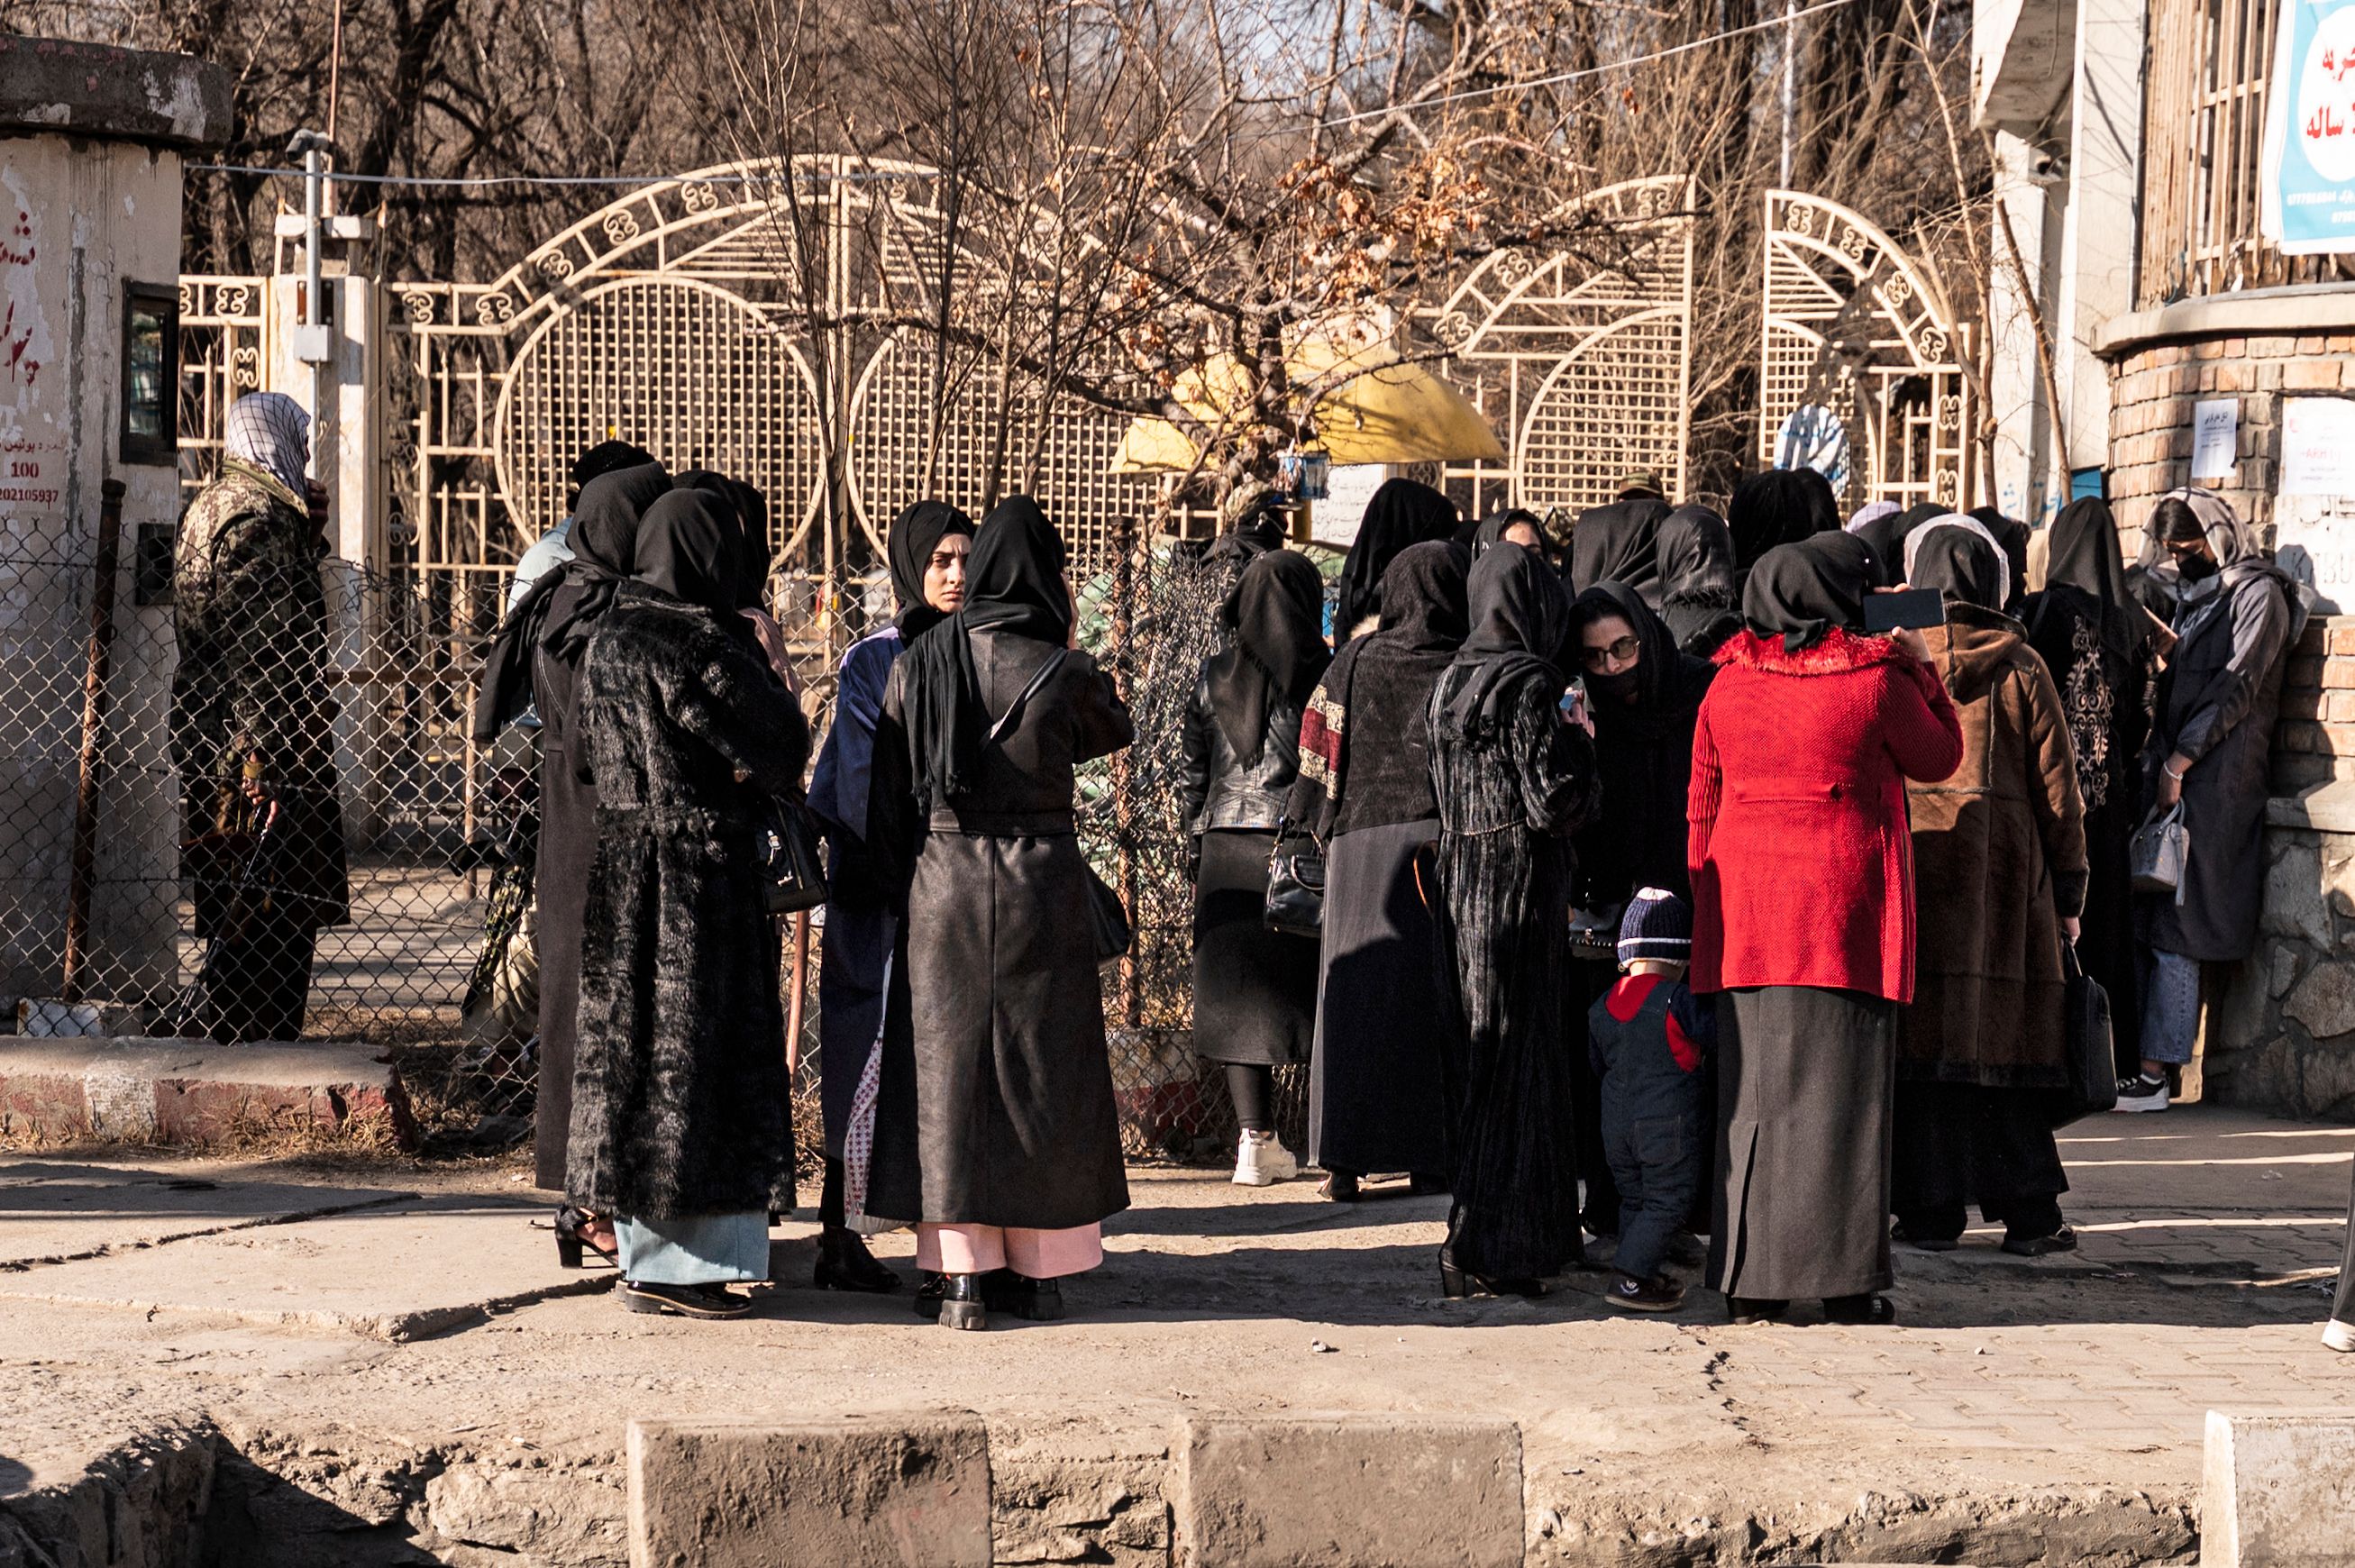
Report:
2274,616,2355,792
2104,333,2355,540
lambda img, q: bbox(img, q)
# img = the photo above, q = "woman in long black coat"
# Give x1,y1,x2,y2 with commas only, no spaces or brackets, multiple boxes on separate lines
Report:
524,462,672,1236
872,497,1136,1330
1181,549,1329,1186
1427,543,1602,1296
1287,542,1471,1201
566,488,810,1319
1563,580,1717,1239
2020,497,2156,1076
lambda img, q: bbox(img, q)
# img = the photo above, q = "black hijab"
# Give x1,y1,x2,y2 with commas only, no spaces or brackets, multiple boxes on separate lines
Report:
2044,497,2146,658
1569,580,1712,743
539,460,674,661
1969,506,2031,614
1337,479,1457,644
1207,550,1330,765
1911,518,2006,612
1435,542,1571,743
1375,540,1471,651
1743,532,1875,652
900,495,1072,814
1568,497,1670,600
568,440,656,506
1728,469,1840,577
888,499,976,641
631,488,744,614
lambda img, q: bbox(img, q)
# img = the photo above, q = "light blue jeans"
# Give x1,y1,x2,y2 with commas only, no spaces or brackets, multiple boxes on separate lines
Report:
2140,949,2201,1067
616,1211,770,1285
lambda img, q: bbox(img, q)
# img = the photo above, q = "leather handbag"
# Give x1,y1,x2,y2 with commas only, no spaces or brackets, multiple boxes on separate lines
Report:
1263,827,1326,937
759,790,830,916
1085,864,1133,965
2052,942,2118,1126
2129,801,2189,900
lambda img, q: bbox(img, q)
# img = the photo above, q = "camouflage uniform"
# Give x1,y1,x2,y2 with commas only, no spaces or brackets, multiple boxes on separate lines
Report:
170,458,348,1041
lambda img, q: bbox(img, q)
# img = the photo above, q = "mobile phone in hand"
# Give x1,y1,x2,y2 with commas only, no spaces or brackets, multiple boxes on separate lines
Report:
1862,587,1945,633
1558,678,1589,727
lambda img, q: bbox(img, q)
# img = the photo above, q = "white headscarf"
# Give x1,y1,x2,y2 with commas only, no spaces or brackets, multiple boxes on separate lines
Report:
1846,498,1901,534
1903,512,2011,610
224,392,312,499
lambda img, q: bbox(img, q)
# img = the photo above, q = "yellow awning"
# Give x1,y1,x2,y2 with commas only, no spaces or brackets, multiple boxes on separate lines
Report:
1111,342,1505,472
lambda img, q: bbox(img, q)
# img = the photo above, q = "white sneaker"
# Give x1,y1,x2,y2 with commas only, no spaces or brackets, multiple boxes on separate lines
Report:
1232,1131,1299,1187
2113,1071,2170,1113
2324,1319,2355,1354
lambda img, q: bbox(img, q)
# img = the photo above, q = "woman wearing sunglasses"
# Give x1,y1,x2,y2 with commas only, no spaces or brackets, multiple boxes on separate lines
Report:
1563,582,1718,1244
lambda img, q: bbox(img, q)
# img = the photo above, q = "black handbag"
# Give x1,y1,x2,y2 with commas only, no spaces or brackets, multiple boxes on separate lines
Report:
2052,942,2117,1126
1263,828,1325,937
759,790,829,916
1085,864,1133,965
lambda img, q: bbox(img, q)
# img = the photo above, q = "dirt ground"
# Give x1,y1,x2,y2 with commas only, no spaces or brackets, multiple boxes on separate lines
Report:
1,1104,2349,1564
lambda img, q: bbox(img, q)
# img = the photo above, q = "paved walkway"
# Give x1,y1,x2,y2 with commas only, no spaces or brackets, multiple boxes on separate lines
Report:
0,1104,2348,1564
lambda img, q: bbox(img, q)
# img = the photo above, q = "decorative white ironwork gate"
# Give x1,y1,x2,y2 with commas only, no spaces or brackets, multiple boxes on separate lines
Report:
1757,190,1977,512
174,276,267,506
1412,176,1695,522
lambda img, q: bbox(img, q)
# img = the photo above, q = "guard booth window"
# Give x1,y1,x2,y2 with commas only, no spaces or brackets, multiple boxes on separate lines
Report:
120,283,178,464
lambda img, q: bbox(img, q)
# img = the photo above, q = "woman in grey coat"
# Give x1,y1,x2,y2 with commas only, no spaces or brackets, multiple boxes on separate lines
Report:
872,497,1135,1330
2127,489,2305,1112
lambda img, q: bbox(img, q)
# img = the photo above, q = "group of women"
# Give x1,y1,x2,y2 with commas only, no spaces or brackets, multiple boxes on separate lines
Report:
483,435,2299,1326
484,458,1135,1326
1181,470,2299,1318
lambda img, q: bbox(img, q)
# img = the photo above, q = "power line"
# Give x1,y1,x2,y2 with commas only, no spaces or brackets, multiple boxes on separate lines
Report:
184,165,914,188
1317,0,1862,129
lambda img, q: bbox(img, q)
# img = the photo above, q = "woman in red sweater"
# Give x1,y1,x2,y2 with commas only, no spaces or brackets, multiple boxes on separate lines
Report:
1688,532,1962,1325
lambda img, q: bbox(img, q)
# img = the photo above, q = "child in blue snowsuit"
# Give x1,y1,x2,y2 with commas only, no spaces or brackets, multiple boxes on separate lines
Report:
1586,889,1713,1312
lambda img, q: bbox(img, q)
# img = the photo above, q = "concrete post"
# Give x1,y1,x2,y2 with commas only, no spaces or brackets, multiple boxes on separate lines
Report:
1987,132,2066,525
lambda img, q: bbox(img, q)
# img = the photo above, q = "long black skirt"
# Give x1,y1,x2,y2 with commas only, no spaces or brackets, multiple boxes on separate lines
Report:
1890,1081,2067,1225
2081,798,2143,1073
1710,986,1895,1300
1310,818,1456,1178
1191,829,1318,1067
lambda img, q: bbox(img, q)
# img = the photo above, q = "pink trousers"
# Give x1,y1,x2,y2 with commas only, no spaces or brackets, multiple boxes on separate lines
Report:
915,1222,1104,1279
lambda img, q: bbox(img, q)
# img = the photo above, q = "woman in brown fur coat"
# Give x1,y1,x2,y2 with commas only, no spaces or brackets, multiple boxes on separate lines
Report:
1891,516,2087,1257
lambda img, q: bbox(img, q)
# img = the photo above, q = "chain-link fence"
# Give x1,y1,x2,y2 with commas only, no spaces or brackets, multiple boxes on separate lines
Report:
0,508,1320,1162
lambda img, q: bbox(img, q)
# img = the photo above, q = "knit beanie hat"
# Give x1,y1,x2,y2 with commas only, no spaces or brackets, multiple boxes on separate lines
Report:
1618,887,1693,966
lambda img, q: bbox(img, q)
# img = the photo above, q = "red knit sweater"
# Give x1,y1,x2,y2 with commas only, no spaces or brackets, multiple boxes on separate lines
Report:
1686,627,1963,1002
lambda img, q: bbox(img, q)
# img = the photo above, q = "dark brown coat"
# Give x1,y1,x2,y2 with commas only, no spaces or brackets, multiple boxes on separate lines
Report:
1898,605,2088,1089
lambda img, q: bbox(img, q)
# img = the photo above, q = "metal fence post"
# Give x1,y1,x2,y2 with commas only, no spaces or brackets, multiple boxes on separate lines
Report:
61,479,128,1005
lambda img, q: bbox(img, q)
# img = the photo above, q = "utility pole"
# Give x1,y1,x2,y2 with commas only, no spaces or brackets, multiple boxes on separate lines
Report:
1778,0,1799,187
288,130,333,481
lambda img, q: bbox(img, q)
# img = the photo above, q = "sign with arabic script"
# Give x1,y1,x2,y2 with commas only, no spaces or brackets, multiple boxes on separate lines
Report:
2263,0,2355,255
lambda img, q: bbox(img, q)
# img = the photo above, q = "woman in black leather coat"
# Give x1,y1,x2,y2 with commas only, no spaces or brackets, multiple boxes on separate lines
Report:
1181,549,1331,1185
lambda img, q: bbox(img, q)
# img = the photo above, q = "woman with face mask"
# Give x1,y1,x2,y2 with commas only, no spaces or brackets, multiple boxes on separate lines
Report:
805,502,975,1290
2125,488,2305,1112
1561,581,1718,1242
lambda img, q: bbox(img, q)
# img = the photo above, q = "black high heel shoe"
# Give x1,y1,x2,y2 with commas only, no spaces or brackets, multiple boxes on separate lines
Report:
554,1205,617,1270
1438,1250,1547,1299
813,1226,901,1293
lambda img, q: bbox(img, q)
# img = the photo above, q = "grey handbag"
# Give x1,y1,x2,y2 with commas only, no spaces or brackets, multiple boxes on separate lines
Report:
2129,801,2189,901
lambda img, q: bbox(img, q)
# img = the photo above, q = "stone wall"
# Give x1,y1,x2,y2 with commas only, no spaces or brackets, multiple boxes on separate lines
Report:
2104,328,2355,539
2208,615,2355,1119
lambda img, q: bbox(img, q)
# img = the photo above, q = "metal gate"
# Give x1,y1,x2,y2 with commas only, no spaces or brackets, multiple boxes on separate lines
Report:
1412,177,1695,522
1757,190,1977,512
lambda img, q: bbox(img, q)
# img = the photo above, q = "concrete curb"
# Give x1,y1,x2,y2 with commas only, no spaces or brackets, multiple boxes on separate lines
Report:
626,1414,993,1567
1173,1414,1523,1568
2203,1410,2355,1565
0,1036,415,1150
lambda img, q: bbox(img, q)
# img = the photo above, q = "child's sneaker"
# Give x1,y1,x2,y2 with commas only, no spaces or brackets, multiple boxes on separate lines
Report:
1232,1131,1298,1186
1605,1273,1685,1313
2114,1071,2170,1112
